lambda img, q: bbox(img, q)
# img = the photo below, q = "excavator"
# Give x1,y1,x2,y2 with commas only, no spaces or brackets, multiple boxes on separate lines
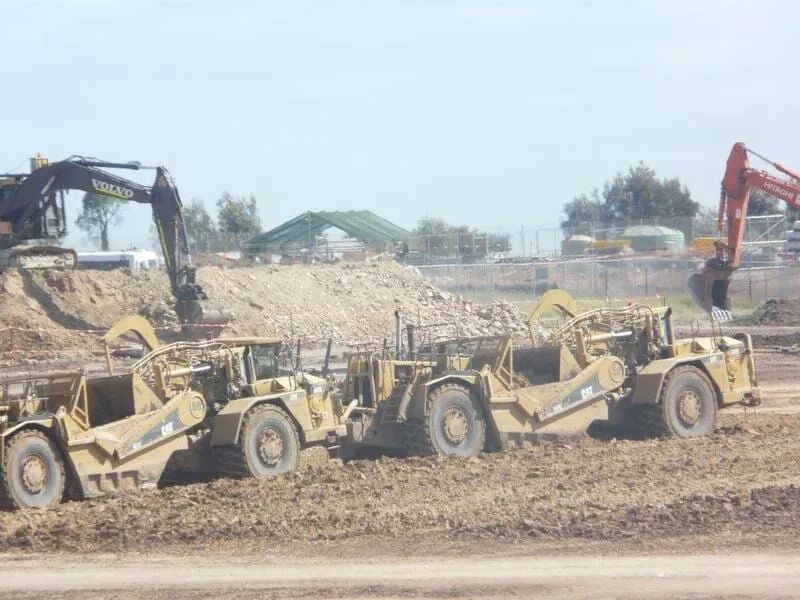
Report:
689,142,800,312
0,155,212,324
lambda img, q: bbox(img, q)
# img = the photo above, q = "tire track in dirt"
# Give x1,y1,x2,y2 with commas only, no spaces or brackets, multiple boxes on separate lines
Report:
1,412,798,555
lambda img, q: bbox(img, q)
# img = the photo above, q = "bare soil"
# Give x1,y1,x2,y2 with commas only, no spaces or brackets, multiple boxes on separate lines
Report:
3,552,799,599
750,297,800,325
0,261,526,365
1,405,798,555
2,264,800,598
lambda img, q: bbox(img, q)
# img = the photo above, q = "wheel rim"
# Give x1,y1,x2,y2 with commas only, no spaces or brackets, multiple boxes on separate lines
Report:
677,388,703,427
442,406,470,445
257,427,284,467
20,454,48,495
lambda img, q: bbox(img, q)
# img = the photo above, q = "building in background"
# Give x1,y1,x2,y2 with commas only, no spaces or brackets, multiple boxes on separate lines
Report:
245,210,410,261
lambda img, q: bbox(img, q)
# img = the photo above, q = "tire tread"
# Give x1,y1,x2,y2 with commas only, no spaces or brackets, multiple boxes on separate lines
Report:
216,404,299,478
403,383,485,457
0,429,65,510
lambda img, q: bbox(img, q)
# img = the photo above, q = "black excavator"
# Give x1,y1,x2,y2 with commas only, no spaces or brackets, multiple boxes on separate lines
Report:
0,155,214,325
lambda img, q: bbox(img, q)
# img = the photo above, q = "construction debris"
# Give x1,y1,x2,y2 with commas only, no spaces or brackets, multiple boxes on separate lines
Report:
0,261,528,362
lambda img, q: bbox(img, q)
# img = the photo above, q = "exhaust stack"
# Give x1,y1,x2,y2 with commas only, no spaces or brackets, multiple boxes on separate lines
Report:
394,310,402,357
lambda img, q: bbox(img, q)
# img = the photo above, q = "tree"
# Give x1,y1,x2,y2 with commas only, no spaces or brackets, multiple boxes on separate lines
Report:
183,199,218,252
216,192,262,248
562,162,699,232
75,193,124,250
413,217,510,259
561,190,607,234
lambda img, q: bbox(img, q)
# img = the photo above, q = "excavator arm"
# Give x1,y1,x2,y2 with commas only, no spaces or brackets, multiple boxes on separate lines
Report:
689,143,800,312
0,157,209,324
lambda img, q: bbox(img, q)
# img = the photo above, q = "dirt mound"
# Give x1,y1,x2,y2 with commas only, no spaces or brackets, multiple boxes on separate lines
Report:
0,261,528,361
1,412,797,554
751,298,800,325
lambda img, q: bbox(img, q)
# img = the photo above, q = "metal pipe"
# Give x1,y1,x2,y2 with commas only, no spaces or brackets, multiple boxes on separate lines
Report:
407,324,416,358
394,310,401,356
165,363,212,380
70,158,144,170
587,331,634,344
322,337,333,377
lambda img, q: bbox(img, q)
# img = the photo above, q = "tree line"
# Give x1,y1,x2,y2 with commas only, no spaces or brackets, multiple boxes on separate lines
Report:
76,161,788,255
180,193,262,252
561,161,784,237
76,192,262,252
412,217,511,258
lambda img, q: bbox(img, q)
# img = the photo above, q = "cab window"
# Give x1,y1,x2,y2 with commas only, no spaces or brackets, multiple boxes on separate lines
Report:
251,345,280,380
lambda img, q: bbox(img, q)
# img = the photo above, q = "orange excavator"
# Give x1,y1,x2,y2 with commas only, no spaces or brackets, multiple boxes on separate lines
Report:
689,142,800,312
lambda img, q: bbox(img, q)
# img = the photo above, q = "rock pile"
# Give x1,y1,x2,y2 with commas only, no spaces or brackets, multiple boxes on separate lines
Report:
750,298,800,326
0,260,530,359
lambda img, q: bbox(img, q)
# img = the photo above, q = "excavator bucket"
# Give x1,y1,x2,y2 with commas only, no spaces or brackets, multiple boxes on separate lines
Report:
688,263,731,313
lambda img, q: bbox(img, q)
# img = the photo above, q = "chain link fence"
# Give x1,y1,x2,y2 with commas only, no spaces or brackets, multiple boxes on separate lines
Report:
415,257,800,306
410,213,798,306
403,214,793,263
561,214,791,248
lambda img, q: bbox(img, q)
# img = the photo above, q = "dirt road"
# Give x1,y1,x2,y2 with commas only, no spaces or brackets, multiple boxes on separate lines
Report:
3,552,799,599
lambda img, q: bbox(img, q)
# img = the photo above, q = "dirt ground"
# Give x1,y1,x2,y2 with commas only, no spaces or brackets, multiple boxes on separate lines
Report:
3,552,800,599
0,261,526,366
749,297,800,325
2,265,800,598
2,404,798,556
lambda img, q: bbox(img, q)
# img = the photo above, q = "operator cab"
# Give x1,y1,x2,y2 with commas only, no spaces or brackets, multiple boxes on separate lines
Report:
250,344,281,380
218,337,296,394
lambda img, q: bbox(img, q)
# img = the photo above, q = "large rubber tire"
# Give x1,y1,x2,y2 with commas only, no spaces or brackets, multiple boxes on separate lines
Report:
1,430,65,510
634,366,717,439
404,383,486,458
216,404,300,478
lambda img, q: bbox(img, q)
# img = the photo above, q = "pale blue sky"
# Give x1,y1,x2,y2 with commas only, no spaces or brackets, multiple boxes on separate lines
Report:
2,0,798,251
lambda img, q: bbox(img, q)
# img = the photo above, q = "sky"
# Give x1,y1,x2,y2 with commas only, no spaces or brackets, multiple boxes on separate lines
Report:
2,0,798,252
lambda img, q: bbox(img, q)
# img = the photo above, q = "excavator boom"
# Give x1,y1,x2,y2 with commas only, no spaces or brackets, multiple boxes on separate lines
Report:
689,143,800,312
0,156,212,325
